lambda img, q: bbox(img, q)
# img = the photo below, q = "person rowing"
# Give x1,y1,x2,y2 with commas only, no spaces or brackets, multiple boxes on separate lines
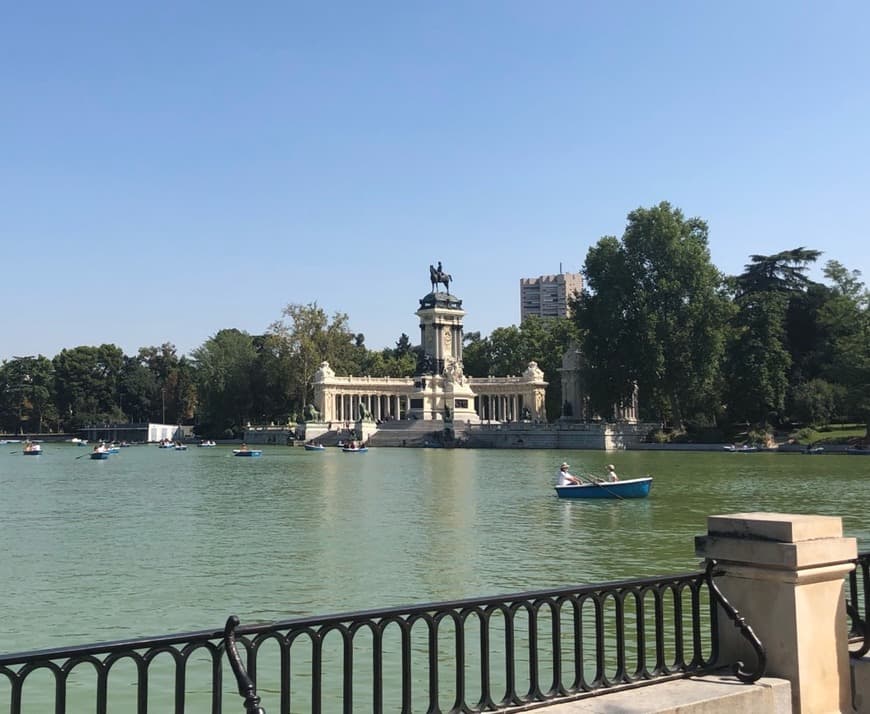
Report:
557,462,584,486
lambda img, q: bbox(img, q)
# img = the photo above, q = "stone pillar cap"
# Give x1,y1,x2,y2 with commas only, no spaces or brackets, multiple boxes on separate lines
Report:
706,512,843,543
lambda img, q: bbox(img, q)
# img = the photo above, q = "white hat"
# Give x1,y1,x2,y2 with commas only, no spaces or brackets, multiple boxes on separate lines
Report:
607,464,616,470
560,462,570,469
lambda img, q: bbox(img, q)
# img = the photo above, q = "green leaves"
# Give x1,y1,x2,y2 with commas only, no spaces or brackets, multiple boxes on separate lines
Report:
576,202,729,424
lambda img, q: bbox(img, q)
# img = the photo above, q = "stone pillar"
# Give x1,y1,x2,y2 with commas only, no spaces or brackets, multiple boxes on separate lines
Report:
695,512,856,714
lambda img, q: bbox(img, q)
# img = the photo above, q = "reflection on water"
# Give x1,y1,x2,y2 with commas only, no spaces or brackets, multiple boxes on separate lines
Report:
1,445,868,657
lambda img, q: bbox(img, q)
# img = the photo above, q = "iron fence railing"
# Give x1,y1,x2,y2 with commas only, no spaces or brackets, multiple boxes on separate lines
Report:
1,563,766,714
848,550,870,659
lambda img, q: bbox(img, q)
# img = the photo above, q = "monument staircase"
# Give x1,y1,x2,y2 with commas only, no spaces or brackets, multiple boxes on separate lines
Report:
363,419,474,448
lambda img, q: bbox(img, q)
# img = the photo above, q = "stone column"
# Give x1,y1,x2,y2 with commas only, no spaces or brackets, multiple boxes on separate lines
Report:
695,512,856,714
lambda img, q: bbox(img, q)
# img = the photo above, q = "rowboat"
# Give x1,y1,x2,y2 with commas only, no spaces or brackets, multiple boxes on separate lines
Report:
233,449,262,457
90,451,110,460
555,476,652,500
846,447,870,456
198,441,216,448
304,443,326,451
723,445,758,453
342,447,368,453
23,443,42,456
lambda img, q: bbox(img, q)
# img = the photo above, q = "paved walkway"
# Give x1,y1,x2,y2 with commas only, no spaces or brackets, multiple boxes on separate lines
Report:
530,676,790,713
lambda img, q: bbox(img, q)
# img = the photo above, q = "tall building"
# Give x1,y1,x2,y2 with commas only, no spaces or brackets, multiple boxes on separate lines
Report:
520,271,583,321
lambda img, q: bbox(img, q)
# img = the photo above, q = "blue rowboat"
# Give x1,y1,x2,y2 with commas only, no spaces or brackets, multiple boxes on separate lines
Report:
233,449,262,457
555,476,652,500
342,447,368,453
90,452,110,460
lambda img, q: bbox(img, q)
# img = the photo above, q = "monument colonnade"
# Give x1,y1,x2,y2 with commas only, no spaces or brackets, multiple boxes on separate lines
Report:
312,366,548,424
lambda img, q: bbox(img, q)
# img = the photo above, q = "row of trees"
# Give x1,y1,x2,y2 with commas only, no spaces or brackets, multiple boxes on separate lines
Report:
2,201,867,437
574,203,869,433
0,305,419,438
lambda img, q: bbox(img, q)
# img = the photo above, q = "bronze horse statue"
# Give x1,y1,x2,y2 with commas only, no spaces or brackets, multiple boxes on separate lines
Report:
429,263,452,294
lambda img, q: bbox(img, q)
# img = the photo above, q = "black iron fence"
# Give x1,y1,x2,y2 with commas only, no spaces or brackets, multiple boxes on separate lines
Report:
3,564,765,714
848,550,870,659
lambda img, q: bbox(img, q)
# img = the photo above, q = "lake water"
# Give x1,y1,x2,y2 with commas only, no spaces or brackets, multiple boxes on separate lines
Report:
2,444,868,660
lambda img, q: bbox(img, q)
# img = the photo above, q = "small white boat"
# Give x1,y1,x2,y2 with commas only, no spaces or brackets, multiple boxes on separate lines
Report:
723,444,758,453
175,444,188,451
198,440,216,448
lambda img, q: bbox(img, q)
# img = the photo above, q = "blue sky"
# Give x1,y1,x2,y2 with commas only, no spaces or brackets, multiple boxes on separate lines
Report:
2,2,868,362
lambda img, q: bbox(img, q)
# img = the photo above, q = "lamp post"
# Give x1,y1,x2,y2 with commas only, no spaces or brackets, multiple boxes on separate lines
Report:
162,388,166,425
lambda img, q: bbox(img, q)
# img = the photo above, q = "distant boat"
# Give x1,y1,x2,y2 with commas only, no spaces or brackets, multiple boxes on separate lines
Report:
803,446,825,454
198,440,216,448
158,440,175,449
90,451,110,460
555,477,653,500
342,446,368,453
174,444,188,451
233,449,262,457
23,443,42,456
723,444,758,453
304,443,326,451
846,447,870,456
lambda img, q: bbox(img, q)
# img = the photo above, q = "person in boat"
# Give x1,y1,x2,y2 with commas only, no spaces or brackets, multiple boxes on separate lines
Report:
557,462,583,486
239,442,248,451
605,464,619,482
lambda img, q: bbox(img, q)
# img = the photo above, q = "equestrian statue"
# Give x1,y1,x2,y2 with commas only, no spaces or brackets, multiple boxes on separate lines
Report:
429,261,452,294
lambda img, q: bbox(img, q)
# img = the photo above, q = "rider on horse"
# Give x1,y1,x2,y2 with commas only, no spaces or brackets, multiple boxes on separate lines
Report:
429,261,452,294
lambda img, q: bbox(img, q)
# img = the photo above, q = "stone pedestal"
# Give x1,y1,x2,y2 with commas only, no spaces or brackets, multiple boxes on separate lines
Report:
695,512,857,714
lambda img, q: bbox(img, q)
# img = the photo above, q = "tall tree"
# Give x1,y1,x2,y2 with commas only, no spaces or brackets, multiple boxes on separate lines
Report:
725,248,823,425
575,202,730,424
53,345,125,428
817,261,870,432
734,247,822,296
267,303,359,410
724,290,792,424
0,355,56,433
191,329,258,437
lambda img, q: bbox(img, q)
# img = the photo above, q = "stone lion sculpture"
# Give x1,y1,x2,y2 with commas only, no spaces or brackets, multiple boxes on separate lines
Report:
303,403,321,422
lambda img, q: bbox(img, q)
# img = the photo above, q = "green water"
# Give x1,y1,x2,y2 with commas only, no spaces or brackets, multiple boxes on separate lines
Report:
2,445,868,652
1,445,868,710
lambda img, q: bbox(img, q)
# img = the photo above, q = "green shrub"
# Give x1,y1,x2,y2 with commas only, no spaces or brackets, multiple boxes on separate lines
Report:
792,427,815,443
646,429,670,443
747,426,773,446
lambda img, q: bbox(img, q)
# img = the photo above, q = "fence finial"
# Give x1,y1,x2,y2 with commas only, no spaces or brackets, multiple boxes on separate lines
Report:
223,616,266,714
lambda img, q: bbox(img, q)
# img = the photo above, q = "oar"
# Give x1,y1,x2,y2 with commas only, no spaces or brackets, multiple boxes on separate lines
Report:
75,451,93,459
9,451,19,454
587,476,625,500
